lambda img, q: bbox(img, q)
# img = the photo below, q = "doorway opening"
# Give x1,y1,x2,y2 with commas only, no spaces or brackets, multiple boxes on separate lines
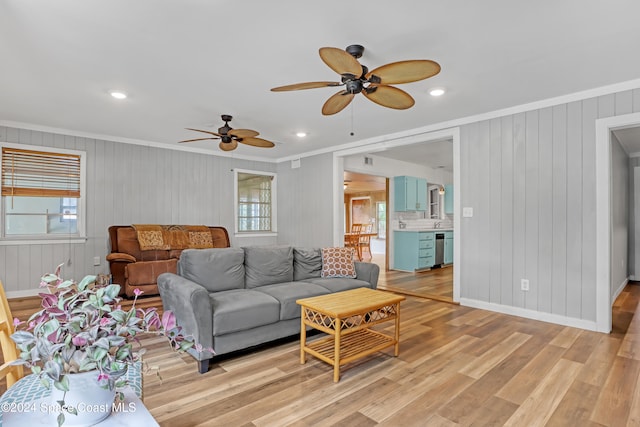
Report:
333,127,461,303
343,171,388,271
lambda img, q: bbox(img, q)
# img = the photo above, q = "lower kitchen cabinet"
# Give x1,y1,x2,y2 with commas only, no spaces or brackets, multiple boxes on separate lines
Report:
393,231,435,271
444,231,453,264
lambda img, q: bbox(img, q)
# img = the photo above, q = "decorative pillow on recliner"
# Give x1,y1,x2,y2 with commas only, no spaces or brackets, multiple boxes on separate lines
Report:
321,247,356,278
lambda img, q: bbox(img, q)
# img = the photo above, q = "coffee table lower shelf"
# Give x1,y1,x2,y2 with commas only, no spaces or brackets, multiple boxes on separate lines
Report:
304,329,396,366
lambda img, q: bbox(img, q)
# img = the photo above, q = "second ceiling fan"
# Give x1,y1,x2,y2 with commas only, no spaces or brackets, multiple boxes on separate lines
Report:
271,44,441,115
179,115,275,151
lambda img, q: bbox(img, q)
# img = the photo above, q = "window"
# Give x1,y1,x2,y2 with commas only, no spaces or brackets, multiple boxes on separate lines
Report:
234,169,276,234
1,143,86,240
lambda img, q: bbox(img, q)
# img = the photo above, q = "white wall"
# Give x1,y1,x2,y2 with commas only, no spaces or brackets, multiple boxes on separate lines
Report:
458,90,640,327
343,152,453,186
0,126,277,295
276,153,334,248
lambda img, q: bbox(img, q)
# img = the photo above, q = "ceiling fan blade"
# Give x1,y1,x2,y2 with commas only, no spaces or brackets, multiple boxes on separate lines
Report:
219,140,238,151
179,137,219,143
366,60,441,84
271,81,342,91
319,47,362,77
363,85,415,110
322,90,355,116
239,137,275,148
185,128,223,137
228,128,259,138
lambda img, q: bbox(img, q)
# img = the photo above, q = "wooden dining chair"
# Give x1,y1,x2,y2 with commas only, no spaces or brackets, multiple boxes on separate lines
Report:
344,232,362,261
0,281,24,389
358,233,372,260
351,223,363,233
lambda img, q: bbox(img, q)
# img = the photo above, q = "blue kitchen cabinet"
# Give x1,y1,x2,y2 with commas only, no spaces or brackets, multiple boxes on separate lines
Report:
444,231,453,264
444,184,454,214
393,231,435,271
394,176,427,211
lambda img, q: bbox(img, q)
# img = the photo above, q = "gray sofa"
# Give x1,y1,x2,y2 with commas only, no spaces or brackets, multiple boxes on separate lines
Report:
157,245,380,373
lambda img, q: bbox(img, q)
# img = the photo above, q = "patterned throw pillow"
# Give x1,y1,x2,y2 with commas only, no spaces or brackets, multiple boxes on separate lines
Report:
321,247,357,278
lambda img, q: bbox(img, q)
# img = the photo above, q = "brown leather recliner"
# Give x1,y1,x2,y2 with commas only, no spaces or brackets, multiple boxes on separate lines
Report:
106,225,230,297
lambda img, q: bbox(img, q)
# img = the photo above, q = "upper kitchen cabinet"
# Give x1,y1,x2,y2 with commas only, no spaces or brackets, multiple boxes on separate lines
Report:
444,184,454,214
394,176,427,211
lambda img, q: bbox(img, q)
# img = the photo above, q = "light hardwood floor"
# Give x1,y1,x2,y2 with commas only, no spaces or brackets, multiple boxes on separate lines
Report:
4,275,640,426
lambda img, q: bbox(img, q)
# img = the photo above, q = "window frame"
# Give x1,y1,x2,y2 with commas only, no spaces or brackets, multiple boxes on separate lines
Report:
0,142,87,244
233,168,277,237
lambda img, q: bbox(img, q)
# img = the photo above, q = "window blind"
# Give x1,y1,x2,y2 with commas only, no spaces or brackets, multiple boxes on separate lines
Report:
1,147,81,197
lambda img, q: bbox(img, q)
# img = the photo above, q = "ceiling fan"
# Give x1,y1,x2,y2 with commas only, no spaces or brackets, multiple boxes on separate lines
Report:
179,115,275,151
271,44,441,115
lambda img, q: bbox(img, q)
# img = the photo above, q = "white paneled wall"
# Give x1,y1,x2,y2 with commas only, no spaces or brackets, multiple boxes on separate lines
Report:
459,89,640,324
276,154,334,248
0,126,277,294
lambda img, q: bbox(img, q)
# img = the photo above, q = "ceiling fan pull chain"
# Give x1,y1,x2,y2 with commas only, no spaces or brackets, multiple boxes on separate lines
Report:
350,102,355,136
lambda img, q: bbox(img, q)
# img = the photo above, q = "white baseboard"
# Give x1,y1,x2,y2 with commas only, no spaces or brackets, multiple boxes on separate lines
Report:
6,288,42,299
459,298,598,332
612,277,629,303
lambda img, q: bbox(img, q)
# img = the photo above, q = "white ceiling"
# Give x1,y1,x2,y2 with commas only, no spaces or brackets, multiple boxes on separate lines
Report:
2,1,640,162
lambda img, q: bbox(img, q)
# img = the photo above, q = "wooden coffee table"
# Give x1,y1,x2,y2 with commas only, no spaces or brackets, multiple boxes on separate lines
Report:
296,287,405,382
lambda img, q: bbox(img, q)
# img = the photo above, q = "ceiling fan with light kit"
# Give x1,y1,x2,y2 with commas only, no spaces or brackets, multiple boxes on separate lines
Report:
179,115,275,152
271,44,441,115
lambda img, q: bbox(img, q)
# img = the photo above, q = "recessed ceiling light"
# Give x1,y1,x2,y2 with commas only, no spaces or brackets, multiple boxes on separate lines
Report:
429,88,445,97
109,91,127,100
296,132,307,138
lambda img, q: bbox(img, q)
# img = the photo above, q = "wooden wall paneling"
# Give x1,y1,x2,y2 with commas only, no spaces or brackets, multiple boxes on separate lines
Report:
525,110,539,312
212,156,224,227
476,120,492,302
112,140,124,225
500,116,514,306
551,105,568,316
565,101,583,319
512,112,527,309
276,161,294,246
580,97,601,320
459,122,474,299
83,137,96,274
537,107,554,313
4,247,17,291
615,90,633,116
489,118,502,304
28,245,42,290
17,245,30,291
5,127,19,143
93,140,106,255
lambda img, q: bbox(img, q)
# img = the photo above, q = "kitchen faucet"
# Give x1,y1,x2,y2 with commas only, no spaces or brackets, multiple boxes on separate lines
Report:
434,221,441,229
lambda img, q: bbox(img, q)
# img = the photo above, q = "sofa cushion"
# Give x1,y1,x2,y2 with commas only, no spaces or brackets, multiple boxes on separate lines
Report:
179,248,245,292
321,247,356,278
293,247,322,281
244,245,294,288
305,277,372,293
254,281,330,321
210,289,280,335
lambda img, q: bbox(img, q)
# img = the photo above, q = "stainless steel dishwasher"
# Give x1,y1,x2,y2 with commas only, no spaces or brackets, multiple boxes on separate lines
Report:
435,233,445,266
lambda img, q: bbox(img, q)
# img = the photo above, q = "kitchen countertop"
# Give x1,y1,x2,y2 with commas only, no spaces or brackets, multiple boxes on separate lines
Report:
394,228,454,232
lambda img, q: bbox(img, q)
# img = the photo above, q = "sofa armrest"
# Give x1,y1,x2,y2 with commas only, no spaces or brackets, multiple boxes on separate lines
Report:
354,262,380,288
106,252,137,263
157,273,214,360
